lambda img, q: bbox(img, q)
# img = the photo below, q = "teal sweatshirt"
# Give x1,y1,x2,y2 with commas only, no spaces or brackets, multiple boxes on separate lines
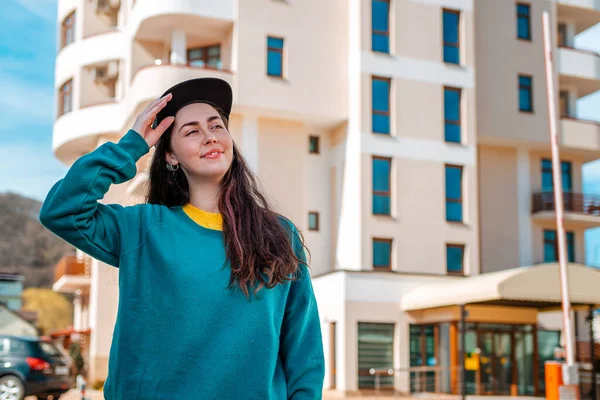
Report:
39,129,325,399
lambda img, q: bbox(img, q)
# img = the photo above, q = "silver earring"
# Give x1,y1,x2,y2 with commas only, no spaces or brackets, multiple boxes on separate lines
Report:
166,163,179,172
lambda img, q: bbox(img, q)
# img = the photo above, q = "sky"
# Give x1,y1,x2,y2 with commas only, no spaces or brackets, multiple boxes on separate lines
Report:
1,0,600,263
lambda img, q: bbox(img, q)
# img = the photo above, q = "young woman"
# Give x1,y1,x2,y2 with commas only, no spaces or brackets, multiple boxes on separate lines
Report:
39,77,325,399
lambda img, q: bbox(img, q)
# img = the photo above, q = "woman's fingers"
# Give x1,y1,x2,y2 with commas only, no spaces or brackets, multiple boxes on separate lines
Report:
154,116,175,137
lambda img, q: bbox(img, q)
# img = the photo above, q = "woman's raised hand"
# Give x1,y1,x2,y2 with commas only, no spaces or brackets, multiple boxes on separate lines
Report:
132,93,175,148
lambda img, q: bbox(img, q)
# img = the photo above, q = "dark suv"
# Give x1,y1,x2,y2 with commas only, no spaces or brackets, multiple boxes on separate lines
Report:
0,335,74,400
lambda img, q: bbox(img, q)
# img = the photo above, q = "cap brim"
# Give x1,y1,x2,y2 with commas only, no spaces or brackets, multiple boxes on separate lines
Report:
154,77,233,128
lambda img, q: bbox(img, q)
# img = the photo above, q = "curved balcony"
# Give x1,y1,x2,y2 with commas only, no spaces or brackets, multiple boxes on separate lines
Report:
532,192,600,228
55,31,125,89
53,101,122,165
557,0,600,33
558,47,600,97
559,117,600,158
123,62,235,125
53,255,91,294
130,0,234,41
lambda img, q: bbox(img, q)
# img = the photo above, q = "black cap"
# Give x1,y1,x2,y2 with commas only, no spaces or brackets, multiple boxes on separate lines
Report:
153,77,233,128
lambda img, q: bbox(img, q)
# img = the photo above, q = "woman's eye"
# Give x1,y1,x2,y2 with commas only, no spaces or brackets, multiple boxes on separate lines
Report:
211,124,223,130
186,130,197,136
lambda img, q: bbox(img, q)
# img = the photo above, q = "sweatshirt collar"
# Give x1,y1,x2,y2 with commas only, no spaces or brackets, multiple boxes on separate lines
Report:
182,203,223,231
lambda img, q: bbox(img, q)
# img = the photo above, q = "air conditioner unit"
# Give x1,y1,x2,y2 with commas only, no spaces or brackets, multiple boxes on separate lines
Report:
92,61,118,83
95,0,120,13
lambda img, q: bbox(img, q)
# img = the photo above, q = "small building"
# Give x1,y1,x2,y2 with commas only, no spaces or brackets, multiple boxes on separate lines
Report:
0,304,38,338
0,273,24,311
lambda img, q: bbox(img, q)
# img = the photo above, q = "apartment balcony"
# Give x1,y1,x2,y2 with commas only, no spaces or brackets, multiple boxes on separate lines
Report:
532,192,600,228
130,0,234,42
558,47,600,97
559,116,600,158
53,101,121,165
53,255,91,294
557,0,600,33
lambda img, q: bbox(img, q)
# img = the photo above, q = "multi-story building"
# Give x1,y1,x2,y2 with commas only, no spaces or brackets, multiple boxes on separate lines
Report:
51,0,600,397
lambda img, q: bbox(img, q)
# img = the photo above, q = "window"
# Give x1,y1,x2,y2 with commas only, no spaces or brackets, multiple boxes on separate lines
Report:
58,79,73,117
267,36,284,77
443,9,460,64
517,3,531,40
372,77,391,134
444,87,461,143
544,230,575,263
445,165,463,222
557,23,567,47
61,11,75,49
358,323,394,389
559,91,570,117
372,157,391,215
446,244,465,274
187,45,221,69
410,324,445,393
309,136,320,154
372,0,390,53
519,75,533,112
373,238,392,270
541,159,572,192
308,212,319,231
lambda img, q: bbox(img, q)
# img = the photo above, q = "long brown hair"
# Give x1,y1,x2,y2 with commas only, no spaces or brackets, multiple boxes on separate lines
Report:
145,106,310,298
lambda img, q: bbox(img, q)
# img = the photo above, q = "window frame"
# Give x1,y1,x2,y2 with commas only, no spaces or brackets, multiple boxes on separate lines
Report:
445,164,464,223
371,0,391,53
58,79,73,117
309,135,320,154
518,74,534,113
442,9,461,65
372,76,392,135
446,243,465,275
372,237,393,270
372,156,392,216
266,36,285,78
444,86,462,144
308,211,320,231
516,3,532,41
544,229,575,263
186,44,221,69
61,11,76,49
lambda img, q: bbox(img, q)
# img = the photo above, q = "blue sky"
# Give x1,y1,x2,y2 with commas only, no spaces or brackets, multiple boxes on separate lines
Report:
1,0,600,264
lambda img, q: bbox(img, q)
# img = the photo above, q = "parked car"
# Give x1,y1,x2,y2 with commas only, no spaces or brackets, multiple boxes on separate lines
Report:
0,335,74,400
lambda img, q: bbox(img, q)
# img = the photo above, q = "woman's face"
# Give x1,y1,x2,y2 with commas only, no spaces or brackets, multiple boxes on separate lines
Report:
166,102,234,183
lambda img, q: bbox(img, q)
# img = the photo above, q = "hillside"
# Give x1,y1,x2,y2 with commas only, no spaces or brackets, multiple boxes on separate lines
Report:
0,192,73,288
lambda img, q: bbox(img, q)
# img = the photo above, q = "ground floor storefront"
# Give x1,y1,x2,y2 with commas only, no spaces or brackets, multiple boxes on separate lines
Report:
313,263,600,398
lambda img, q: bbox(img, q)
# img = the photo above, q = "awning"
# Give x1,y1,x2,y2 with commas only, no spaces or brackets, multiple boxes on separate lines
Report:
401,263,600,311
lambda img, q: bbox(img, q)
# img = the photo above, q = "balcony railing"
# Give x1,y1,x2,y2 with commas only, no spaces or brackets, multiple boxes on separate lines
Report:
532,192,600,216
54,255,89,283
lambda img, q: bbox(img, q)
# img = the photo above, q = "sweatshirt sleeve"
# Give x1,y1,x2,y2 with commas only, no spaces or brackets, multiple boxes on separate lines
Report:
39,129,150,268
279,224,325,400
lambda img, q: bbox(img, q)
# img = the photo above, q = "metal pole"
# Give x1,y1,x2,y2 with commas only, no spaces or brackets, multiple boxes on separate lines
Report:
460,305,466,400
589,307,597,400
542,11,578,386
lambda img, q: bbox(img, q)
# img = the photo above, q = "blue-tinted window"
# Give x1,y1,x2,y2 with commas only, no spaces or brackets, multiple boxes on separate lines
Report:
308,212,319,231
446,244,464,273
443,10,460,64
446,165,463,222
544,229,575,262
444,87,461,143
373,239,392,268
517,4,531,40
541,159,572,191
372,0,390,53
373,157,391,215
519,75,533,112
372,78,390,134
267,36,284,77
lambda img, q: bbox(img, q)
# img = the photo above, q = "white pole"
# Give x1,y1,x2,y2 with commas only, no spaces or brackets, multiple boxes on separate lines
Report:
542,11,578,385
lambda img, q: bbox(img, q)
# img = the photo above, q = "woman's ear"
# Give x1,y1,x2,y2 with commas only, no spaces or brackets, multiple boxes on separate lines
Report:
165,152,177,165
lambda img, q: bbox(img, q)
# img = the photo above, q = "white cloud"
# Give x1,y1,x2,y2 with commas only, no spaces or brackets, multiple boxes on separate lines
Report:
0,141,66,201
11,0,58,22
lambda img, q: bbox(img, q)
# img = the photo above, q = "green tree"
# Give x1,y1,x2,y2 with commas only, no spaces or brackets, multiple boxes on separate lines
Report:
22,288,73,335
